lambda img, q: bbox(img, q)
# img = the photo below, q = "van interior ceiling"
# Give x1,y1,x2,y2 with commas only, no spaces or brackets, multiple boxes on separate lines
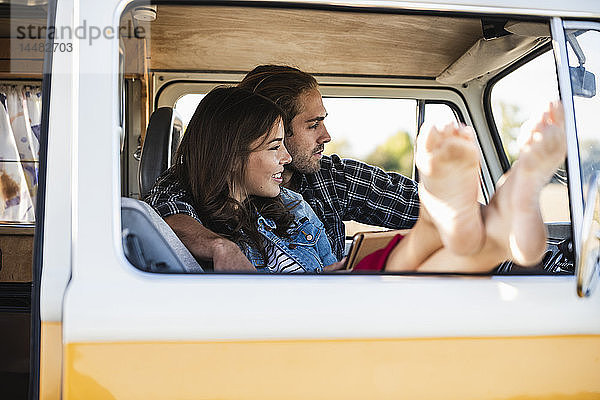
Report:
120,5,550,81
119,4,551,146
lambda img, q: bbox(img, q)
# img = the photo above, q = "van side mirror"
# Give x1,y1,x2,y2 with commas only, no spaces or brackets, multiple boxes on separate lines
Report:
570,66,596,98
566,30,596,98
577,174,600,297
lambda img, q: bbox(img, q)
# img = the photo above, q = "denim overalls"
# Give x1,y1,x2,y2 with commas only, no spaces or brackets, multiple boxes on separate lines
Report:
242,188,338,273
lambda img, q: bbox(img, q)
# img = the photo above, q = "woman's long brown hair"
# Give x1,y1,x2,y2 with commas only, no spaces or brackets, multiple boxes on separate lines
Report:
173,86,296,261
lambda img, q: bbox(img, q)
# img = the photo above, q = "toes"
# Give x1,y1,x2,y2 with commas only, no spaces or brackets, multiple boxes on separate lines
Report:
519,101,566,157
419,122,475,148
529,117,566,156
516,102,567,175
457,125,476,141
441,122,457,137
417,123,479,167
542,111,552,125
549,101,565,127
418,123,442,152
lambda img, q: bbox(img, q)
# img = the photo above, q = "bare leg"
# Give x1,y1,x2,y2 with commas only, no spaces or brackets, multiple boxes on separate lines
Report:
415,122,484,255
384,102,566,273
484,101,567,266
386,123,483,271
416,102,567,272
386,207,443,272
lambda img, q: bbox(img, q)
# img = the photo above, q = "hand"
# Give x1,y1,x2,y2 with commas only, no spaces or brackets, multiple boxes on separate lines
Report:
211,238,257,272
324,257,348,272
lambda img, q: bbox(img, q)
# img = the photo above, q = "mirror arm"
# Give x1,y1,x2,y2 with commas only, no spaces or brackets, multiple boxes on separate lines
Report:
566,31,586,67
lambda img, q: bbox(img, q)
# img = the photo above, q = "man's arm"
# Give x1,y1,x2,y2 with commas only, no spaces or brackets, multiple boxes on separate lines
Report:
325,155,420,229
164,214,255,272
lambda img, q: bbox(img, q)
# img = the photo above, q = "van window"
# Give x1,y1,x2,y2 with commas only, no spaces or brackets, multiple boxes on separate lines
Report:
490,51,570,223
565,28,600,200
0,85,41,224
174,93,206,133
424,102,460,127
176,94,419,175
322,97,417,234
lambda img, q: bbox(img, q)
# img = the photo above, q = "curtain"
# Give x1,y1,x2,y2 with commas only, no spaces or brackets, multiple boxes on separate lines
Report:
0,85,41,223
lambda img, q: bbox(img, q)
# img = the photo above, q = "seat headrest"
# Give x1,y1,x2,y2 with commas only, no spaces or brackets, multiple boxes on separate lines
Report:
138,107,183,199
121,197,204,273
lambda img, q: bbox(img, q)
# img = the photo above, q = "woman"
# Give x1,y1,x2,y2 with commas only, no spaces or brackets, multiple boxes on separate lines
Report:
173,86,341,273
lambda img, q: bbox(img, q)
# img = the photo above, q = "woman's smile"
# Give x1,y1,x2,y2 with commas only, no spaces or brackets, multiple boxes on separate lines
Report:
272,171,283,183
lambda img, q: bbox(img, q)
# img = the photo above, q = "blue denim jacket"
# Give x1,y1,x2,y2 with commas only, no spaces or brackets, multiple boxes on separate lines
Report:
241,188,338,273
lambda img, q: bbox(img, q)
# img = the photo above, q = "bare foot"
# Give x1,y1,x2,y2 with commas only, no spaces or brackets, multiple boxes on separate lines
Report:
415,123,484,255
506,101,567,264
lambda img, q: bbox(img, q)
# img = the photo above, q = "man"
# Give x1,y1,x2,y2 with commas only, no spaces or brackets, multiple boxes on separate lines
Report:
146,65,420,270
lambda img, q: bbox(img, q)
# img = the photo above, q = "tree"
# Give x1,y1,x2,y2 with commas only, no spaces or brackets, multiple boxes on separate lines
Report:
365,130,414,177
495,101,524,164
579,139,600,187
323,138,351,156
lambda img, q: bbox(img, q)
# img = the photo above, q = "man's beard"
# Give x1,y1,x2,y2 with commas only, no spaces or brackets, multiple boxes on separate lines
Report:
288,144,324,174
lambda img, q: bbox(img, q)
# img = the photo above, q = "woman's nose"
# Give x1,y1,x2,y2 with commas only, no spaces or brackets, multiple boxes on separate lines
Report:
280,145,292,164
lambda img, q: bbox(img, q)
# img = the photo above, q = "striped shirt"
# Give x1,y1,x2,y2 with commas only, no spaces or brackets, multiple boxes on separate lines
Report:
263,243,304,273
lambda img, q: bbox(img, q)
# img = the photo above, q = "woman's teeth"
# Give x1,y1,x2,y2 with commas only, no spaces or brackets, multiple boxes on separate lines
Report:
272,172,282,179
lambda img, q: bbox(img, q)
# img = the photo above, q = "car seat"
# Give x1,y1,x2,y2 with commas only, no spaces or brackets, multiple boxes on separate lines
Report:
138,107,183,199
121,197,204,273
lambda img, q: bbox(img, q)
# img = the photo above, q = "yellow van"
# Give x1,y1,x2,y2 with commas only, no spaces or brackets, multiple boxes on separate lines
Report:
1,0,600,399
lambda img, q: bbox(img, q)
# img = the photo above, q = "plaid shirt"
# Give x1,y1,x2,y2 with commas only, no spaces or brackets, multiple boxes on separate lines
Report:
145,154,420,260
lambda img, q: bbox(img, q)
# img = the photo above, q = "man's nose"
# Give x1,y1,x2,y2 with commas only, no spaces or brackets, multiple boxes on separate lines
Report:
317,124,331,144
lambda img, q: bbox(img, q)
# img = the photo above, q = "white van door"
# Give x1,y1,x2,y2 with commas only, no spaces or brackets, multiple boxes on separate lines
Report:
552,19,600,297
57,2,600,399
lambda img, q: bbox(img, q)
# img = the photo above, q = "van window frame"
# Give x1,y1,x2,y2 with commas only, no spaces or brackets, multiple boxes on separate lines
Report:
482,41,555,173
28,0,57,397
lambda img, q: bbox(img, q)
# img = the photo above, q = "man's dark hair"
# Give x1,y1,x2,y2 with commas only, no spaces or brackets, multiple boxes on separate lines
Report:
238,65,319,136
